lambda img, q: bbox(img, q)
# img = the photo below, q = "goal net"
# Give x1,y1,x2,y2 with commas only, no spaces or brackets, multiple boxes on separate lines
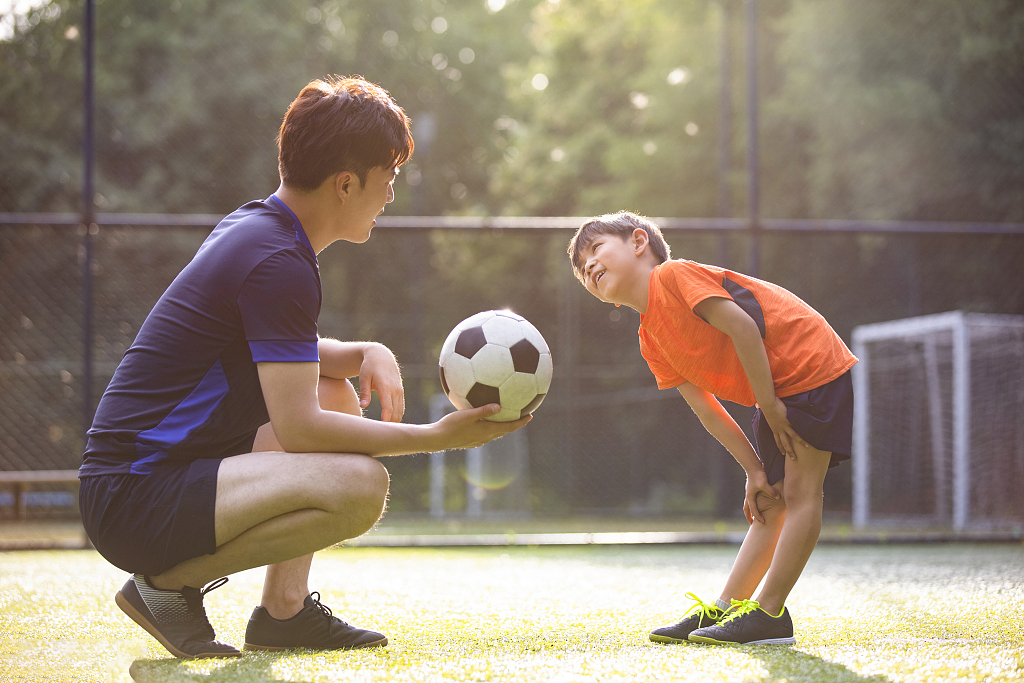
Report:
852,312,1024,530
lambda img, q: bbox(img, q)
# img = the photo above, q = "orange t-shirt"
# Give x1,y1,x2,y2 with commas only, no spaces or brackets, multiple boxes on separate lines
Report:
639,260,857,406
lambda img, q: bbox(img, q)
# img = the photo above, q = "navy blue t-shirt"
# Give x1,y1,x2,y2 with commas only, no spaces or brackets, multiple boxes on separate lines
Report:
80,195,321,477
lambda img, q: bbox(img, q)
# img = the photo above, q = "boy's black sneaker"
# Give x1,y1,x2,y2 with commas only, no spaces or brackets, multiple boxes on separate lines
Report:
115,574,241,659
688,599,796,646
243,592,388,651
650,593,727,644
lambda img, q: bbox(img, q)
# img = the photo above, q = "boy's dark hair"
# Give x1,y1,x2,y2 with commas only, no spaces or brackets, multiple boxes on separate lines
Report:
567,211,671,282
278,75,414,191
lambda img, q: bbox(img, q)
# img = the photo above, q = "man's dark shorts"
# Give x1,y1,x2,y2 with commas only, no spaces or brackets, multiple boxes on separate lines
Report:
79,458,222,576
751,370,854,486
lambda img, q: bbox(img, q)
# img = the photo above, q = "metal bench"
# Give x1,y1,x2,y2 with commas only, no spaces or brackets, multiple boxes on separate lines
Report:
0,469,80,521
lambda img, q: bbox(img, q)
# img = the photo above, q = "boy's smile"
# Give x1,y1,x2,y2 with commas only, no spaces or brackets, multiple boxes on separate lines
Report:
581,228,657,313
583,235,632,303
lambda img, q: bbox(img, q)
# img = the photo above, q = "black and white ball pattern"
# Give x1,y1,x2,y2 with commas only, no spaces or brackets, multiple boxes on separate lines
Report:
439,310,553,422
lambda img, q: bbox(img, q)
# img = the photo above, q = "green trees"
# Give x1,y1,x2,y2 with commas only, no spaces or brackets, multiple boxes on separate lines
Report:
3,0,1020,223
2,0,1021,511
0,0,540,215
764,0,1024,223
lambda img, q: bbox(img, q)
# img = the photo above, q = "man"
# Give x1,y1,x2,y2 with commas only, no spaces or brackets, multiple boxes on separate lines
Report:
79,76,528,659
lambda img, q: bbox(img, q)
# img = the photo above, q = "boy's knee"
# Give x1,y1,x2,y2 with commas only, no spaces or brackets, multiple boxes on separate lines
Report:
318,377,361,416
755,490,786,516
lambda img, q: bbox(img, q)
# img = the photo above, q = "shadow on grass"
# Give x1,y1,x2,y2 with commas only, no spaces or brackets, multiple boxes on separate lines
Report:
747,645,893,683
129,653,304,683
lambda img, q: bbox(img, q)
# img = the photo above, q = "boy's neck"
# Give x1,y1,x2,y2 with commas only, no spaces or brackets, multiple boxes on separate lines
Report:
627,262,657,315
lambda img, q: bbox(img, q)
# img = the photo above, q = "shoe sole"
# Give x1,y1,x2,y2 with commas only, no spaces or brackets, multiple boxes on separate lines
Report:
649,634,688,644
688,634,796,646
242,636,388,652
115,589,242,659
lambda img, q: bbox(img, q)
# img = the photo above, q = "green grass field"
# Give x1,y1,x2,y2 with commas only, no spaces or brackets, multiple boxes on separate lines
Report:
2,543,1022,683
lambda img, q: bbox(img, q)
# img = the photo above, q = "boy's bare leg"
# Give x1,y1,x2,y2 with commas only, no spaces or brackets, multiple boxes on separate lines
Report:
149,377,386,613
719,491,786,603
754,442,832,616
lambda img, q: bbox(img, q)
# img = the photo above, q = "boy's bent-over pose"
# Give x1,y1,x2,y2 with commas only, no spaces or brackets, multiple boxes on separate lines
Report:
567,211,856,646
79,76,528,659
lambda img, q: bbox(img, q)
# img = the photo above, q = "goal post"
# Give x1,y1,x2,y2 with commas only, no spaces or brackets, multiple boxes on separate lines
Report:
852,312,1024,530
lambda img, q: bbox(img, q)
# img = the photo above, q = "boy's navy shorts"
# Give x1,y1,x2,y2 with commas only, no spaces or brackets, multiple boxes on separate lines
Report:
79,457,221,576
751,370,854,486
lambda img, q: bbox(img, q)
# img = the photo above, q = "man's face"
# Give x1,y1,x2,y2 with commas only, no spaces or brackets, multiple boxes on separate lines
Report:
345,165,397,241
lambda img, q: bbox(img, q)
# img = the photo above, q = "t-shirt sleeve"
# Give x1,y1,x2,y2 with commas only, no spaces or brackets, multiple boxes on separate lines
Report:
237,250,320,363
665,261,733,313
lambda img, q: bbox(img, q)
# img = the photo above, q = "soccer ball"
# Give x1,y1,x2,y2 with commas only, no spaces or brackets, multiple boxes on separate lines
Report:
439,310,553,422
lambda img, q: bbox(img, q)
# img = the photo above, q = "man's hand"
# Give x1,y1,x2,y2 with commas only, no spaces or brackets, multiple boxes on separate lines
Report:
761,397,808,461
743,468,780,524
434,404,531,451
357,343,405,422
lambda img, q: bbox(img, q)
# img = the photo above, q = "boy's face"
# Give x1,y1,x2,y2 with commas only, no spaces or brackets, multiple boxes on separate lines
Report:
580,231,643,305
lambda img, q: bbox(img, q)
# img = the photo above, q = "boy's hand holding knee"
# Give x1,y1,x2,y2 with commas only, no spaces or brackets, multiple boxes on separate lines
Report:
743,468,780,525
761,397,808,461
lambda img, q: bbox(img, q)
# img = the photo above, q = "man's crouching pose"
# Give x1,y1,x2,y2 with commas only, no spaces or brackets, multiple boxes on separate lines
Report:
78,76,528,659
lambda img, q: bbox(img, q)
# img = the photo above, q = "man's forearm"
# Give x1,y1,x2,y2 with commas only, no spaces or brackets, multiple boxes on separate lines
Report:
274,407,440,457
317,338,377,379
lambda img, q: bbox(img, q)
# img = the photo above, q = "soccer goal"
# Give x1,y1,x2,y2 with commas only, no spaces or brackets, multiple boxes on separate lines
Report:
852,311,1024,530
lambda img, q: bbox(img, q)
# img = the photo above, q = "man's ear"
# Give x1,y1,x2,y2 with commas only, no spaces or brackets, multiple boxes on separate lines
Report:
334,171,355,203
632,227,650,255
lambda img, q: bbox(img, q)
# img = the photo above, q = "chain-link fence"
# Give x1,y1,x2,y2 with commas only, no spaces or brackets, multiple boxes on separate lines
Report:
4,222,1024,521
2,0,1023,523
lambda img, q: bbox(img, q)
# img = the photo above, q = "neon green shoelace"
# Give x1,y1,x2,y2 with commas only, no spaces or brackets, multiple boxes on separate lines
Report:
681,592,725,621
717,598,761,625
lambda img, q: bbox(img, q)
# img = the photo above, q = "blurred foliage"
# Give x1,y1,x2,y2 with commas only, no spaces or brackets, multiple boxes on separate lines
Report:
2,0,1021,221
763,0,1024,223
2,0,1023,517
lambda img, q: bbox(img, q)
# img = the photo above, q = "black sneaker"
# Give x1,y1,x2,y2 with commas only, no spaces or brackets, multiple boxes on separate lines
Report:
243,592,388,651
650,593,727,644
115,574,241,659
688,599,796,645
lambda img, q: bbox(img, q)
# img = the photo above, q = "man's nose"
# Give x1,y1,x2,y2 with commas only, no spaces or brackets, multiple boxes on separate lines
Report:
386,184,395,203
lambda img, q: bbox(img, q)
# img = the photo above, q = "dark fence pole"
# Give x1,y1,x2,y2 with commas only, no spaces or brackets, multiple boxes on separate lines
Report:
745,0,760,278
81,0,96,439
717,0,733,257
716,0,736,519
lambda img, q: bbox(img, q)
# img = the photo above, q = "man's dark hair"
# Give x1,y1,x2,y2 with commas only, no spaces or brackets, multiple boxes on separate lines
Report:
278,75,414,191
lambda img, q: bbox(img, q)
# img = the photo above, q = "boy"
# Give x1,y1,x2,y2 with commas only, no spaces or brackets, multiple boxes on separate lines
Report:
79,76,528,659
567,211,856,646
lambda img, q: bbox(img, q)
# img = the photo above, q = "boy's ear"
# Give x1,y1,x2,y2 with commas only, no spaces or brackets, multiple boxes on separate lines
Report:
632,227,649,255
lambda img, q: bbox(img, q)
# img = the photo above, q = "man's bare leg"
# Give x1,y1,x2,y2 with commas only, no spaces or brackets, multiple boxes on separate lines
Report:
150,377,387,610
253,375,363,619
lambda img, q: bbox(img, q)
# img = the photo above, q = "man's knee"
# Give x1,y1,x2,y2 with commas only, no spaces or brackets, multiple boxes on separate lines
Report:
333,456,390,532
318,377,361,416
